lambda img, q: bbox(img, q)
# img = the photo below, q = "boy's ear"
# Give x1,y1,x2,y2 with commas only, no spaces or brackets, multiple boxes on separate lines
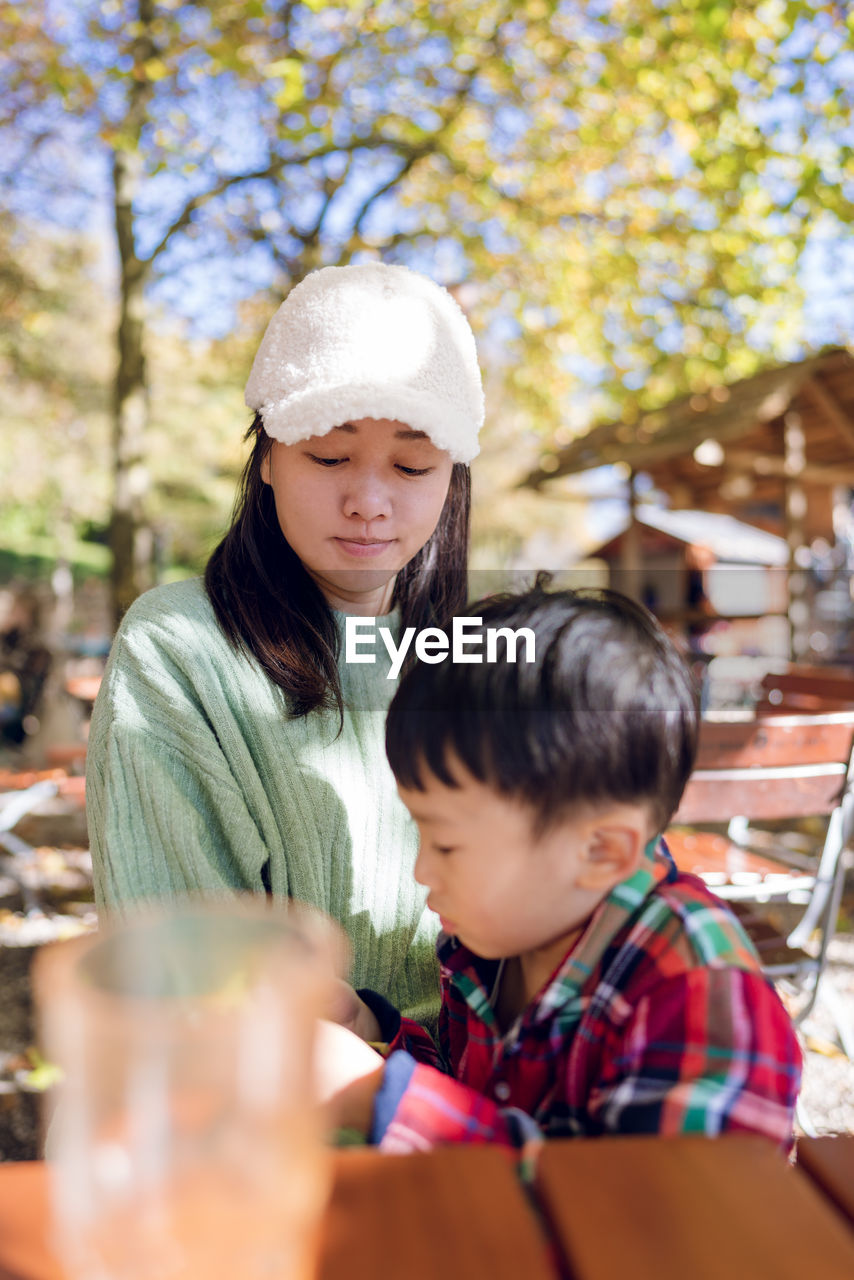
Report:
575,825,643,892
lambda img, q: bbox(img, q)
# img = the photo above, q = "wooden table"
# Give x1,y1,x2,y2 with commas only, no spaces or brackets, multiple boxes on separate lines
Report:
1,1136,853,1280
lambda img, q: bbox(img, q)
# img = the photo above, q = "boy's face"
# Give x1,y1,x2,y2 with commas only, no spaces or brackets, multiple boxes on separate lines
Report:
399,761,642,983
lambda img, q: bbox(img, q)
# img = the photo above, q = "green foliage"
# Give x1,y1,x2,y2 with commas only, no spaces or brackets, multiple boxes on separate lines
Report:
0,216,111,558
143,322,252,574
0,215,252,580
0,0,852,580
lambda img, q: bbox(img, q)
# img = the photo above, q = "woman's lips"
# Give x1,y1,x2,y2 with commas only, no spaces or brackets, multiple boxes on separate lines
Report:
333,537,395,559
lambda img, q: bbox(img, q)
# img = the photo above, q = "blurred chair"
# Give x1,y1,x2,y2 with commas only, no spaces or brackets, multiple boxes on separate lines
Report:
757,665,854,716
0,779,60,913
666,711,854,1028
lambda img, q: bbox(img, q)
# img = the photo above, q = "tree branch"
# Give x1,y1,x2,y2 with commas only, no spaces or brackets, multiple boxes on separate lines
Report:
343,50,489,242
351,146,432,236
145,5,504,269
145,136,444,265
299,153,353,246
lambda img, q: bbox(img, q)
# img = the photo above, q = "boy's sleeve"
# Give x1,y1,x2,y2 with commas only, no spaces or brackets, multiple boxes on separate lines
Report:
360,987,534,1150
368,966,801,1152
355,990,444,1068
589,966,802,1147
358,989,526,1150
370,1053,530,1149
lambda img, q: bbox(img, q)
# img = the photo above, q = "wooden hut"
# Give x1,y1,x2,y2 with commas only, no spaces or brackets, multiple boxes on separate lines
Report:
588,507,792,706
521,348,854,658
590,507,789,629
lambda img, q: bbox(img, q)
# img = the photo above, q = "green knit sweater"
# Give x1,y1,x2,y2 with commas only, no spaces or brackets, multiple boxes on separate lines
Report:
85,577,440,1024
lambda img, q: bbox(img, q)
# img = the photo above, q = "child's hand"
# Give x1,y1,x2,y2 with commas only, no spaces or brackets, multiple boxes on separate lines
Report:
325,979,382,1044
313,1019,385,1138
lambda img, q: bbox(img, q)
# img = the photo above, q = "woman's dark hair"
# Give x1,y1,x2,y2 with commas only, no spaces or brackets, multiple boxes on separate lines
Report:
205,415,471,720
385,575,700,835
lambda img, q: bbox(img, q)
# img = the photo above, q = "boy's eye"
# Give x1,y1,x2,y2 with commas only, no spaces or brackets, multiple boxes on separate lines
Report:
434,844,457,856
397,464,434,477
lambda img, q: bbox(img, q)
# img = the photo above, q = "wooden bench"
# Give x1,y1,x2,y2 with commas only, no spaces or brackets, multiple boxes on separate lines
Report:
758,665,854,715
666,711,854,1022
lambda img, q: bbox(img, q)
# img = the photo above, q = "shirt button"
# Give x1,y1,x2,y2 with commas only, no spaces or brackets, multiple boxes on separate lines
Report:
494,1081,511,1101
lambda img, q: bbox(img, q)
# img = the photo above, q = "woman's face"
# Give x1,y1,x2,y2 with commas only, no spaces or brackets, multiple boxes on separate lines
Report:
261,417,454,615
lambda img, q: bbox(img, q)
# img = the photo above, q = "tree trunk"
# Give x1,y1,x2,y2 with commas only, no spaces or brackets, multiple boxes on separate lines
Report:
109,176,150,624
107,2,156,626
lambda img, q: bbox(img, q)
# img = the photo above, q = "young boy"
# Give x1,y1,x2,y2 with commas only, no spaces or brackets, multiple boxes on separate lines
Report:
320,582,802,1152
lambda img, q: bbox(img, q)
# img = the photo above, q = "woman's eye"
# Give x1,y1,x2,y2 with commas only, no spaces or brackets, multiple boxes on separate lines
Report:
308,454,345,467
397,464,434,477
434,845,457,856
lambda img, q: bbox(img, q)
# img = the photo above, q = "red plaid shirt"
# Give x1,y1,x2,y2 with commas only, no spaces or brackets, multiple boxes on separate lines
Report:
367,843,802,1153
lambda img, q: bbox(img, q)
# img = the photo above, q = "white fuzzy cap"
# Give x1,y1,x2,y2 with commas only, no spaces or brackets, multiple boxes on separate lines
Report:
244,262,484,463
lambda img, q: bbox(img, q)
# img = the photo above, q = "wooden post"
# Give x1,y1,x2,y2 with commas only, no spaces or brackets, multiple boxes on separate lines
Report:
620,470,642,601
784,410,809,662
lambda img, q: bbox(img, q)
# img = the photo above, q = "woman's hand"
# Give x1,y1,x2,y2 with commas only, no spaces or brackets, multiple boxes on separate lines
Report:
313,1019,385,1137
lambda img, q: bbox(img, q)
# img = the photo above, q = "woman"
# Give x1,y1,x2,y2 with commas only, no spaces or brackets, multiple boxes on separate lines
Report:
86,262,484,1023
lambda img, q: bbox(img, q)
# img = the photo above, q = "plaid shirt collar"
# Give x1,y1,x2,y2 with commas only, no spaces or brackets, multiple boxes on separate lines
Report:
436,837,674,1031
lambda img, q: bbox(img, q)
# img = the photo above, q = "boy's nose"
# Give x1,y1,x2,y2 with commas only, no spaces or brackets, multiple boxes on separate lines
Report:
413,847,434,890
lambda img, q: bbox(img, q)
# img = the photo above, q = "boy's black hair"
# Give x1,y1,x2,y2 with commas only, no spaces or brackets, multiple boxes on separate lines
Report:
385,575,700,835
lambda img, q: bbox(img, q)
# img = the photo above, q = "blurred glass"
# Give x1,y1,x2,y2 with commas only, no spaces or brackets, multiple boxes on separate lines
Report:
35,900,342,1280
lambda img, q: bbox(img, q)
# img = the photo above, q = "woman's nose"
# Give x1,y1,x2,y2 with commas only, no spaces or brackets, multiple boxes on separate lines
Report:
343,470,391,522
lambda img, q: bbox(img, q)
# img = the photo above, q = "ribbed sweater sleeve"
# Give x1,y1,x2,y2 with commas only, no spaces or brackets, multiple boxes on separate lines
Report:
85,578,440,1023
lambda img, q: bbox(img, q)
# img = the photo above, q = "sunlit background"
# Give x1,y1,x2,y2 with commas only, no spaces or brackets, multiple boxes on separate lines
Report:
1,0,853,742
